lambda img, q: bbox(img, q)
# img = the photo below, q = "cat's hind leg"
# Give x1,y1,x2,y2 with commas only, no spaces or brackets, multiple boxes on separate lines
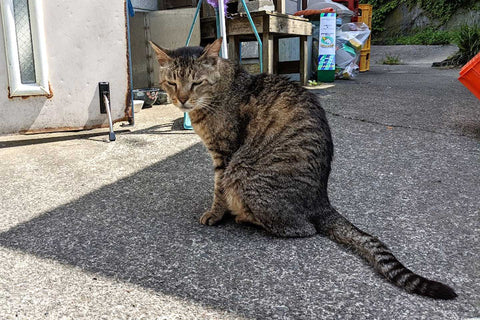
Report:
222,174,317,238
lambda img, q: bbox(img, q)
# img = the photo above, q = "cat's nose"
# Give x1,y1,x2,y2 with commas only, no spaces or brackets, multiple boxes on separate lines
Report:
178,96,188,104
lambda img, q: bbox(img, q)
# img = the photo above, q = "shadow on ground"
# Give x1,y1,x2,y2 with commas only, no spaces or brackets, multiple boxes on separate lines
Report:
0,142,477,319
0,130,132,149
131,118,194,135
0,143,318,319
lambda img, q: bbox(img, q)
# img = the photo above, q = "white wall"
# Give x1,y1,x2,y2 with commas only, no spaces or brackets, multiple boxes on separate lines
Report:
0,0,129,134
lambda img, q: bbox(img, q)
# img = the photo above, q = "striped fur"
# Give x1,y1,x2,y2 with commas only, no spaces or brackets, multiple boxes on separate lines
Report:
150,39,457,300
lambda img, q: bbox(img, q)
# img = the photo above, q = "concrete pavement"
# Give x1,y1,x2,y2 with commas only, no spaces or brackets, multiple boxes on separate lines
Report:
0,46,479,319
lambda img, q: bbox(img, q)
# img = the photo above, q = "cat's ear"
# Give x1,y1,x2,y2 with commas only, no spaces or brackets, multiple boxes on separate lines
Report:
200,38,223,58
149,41,172,65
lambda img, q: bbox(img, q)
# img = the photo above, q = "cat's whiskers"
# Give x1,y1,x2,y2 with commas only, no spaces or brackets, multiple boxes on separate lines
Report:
194,97,223,115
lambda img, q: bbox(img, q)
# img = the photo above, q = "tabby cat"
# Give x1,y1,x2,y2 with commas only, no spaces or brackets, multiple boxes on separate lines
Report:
150,38,456,299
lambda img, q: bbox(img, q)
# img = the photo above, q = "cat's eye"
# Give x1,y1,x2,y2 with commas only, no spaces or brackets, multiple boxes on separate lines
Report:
191,80,205,89
166,81,176,87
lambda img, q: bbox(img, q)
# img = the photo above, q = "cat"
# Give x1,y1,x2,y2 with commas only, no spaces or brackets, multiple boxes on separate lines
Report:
150,38,457,300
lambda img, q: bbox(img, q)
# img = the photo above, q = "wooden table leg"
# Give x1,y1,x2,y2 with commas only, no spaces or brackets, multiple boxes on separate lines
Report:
262,32,274,74
299,35,309,85
273,37,279,74
228,35,240,63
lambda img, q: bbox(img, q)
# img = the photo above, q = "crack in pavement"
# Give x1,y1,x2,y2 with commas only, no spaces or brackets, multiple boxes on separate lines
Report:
325,110,473,138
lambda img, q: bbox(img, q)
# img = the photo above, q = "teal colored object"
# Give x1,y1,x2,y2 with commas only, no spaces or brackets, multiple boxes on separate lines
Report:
183,111,193,129
317,54,335,82
185,0,202,46
317,54,335,70
317,69,335,82
343,43,356,55
317,12,336,83
183,113,193,130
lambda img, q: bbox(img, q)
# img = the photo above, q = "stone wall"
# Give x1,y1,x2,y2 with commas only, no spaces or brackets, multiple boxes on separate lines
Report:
379,1,480,39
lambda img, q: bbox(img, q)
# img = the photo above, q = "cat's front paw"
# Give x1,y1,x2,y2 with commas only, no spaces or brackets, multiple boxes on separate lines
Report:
200,210,224,226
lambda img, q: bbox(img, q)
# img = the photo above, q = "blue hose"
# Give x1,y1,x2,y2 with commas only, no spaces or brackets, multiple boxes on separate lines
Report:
185,0,203,46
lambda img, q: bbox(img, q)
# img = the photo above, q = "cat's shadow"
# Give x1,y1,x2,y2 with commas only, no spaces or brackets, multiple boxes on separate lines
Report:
0,143,374,318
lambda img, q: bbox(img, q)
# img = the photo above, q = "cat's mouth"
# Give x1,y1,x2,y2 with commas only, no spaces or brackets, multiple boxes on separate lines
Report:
177,104,194,112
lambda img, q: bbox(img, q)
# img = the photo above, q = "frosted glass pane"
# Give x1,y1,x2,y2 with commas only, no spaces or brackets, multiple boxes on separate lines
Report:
13,0,36,84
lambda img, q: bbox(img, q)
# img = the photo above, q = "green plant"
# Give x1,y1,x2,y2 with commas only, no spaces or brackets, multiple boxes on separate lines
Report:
388,28,455,45
411,0,477,23
381,54,402,65
359,0,401,33
359,0,478,35
451,22,480,65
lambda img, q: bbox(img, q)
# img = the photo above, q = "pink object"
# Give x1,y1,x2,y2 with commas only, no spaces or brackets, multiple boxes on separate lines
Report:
206,0,230,9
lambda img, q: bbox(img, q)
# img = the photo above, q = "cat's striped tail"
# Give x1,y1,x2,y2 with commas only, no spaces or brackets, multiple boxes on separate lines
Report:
313,209,457,300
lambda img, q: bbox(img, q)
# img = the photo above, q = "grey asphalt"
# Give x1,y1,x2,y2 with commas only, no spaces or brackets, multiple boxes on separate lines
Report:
0,46,479,319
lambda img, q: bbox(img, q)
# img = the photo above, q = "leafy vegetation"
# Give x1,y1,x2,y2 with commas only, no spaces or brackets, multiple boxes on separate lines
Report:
380,54,402,65
411,0,477,23
359,0,399,33
360,0,480,66
448,22,480,65
385,28,455,45
359,0,478,33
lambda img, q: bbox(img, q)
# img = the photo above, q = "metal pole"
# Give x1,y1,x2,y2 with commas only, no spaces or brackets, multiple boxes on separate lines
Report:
217,0,228,58
103,94,116,141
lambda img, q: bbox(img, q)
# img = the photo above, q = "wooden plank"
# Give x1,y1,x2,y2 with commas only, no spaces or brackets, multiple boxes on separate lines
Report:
262,33,274,73
273,0,286,14
162,0,196,9
227,35,240,63
201,16,265,38
299,35,309,85
273,37,279,73
235,10,308,21
269,15,312,35
226,16,264,36
302,0,307,10
200,19,217,39
201,11,311,39
201,1,216,18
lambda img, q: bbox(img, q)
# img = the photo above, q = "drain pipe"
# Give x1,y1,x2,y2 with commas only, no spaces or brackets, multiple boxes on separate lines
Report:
126,0,135,125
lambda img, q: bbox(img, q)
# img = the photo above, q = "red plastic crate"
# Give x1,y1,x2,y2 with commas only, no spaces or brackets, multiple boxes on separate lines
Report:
459,51,480,101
